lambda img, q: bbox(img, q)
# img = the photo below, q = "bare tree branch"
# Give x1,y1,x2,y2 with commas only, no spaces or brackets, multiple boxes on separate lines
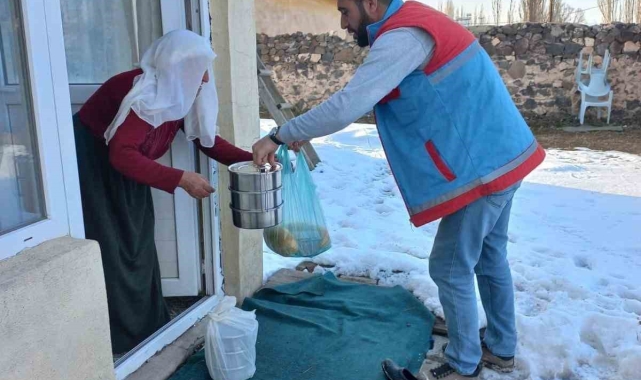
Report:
623,0,636,23
555,3,586,23
570,8,586,23
599,0,620,23
520,0,546,22
493,0,503,25
516,0,585,23
508,0,517,23
617,0,623,21
444,0,456,18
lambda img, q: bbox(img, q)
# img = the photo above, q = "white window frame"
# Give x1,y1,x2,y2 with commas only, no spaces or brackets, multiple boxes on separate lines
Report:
0,0,83,260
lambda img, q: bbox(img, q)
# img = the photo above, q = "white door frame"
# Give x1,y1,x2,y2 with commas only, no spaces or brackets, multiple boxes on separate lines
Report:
157,0,204,297
185,0,222,297
115,294,221,380
159,135,201,296
159,0,222,297
201,156,224,296
115,1,223,377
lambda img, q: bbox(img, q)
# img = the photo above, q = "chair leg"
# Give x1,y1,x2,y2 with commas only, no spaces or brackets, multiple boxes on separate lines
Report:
598,109,602,119
579,93,585,125
607,92,613,124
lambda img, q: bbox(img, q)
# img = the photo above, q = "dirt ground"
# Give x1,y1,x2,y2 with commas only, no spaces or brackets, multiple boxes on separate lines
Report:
350,112,641,156
532,127,641,155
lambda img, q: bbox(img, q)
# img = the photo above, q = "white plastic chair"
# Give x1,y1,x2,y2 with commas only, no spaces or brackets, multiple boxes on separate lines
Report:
578,50,593,75
578,72,613,125
575,61,589,87
590,49,611,77
575,50,593,87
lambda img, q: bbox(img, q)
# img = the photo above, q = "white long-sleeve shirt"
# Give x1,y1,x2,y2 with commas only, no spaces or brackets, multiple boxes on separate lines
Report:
277,27,435,144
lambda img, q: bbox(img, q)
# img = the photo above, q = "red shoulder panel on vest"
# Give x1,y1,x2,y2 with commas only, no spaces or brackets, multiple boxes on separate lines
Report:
375,1,477,75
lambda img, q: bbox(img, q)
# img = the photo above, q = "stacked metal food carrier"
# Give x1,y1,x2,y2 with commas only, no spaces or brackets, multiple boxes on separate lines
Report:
227,162,283,229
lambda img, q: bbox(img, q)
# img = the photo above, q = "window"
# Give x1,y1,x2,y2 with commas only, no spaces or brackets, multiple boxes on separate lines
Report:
0,0,46,236
60,0,163,84
0,0,83,260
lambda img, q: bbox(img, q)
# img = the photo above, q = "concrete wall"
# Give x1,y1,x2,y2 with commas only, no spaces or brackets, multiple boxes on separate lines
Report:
255,0,346,37
0,238,114,380
257,23,641,126
211,0,264,304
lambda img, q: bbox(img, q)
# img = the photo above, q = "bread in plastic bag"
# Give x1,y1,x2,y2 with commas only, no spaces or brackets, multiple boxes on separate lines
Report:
264,223,330,257
205,296,258,380
263,146,331,258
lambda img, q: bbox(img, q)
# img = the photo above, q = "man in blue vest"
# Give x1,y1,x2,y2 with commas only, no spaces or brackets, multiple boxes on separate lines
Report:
253,1,545,379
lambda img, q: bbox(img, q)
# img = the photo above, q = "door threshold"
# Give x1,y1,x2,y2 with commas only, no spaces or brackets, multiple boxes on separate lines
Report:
115,295,221,380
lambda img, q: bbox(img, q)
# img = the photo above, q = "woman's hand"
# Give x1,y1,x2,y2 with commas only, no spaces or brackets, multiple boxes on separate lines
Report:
179,171,215,199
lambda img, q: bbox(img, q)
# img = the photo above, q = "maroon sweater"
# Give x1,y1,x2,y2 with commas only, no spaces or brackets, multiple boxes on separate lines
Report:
78,69,253,194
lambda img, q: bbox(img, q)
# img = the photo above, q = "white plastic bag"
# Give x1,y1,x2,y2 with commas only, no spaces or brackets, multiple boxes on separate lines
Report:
205,296,259,380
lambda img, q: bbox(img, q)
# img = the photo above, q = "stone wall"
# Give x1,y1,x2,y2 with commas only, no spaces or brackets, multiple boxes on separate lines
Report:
257,23,641,126
257,32,367,118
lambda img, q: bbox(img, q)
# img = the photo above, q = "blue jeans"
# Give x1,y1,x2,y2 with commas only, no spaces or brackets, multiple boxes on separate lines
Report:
429,182,520,375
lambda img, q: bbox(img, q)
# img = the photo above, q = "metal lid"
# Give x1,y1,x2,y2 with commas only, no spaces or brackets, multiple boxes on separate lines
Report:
228,161,282,174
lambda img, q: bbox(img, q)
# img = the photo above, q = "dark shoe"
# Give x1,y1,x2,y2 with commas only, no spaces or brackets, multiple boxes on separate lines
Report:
426,363,482,380
381,359,420,380
442,343,515,373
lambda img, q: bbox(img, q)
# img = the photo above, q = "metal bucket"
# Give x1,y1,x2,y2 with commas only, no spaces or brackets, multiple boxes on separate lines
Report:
228,161,283,230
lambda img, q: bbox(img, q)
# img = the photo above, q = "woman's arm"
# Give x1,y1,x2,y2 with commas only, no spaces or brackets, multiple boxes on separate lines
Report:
108,113,185,193
193,135,253,166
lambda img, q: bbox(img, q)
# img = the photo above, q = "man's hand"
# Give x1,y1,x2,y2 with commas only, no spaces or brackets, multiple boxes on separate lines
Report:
289,141,309,153
252,136,279,167
179,171,215,199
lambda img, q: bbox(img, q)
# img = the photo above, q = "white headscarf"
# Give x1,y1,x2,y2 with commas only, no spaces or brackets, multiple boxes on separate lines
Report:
104,29,219,147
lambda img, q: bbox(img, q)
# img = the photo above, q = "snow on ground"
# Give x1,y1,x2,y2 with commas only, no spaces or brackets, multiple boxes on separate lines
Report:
260,120,641,380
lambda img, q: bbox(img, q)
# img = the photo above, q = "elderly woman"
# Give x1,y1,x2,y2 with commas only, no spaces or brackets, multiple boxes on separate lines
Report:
73,30,252,354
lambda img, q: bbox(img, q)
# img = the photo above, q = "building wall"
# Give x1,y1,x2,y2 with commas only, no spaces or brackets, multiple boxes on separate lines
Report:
0,237,114,380
211,0,265,303
258,23,641,125
255,0,346,37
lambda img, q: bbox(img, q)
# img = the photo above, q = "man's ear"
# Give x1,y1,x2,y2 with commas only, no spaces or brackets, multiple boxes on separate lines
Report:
361,0,377,14
362,0,383,19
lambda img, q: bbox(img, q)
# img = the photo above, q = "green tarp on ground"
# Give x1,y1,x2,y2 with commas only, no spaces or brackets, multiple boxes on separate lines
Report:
169,272,434,380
